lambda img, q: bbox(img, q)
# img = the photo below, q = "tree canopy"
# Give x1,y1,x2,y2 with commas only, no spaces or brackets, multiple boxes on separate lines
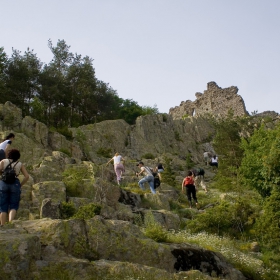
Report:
0,40,159,128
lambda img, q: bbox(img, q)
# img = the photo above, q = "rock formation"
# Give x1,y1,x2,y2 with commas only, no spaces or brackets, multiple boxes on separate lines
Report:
169,82,248,119
0,100,257,279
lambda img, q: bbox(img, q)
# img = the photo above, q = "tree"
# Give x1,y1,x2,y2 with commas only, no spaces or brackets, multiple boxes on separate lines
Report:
0,47,8,101
240,124,280,197
5,48,42,115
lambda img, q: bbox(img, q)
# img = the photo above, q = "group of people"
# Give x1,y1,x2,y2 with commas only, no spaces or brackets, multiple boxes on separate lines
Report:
106,153,163,194
0,133,29,226
203,151,218,168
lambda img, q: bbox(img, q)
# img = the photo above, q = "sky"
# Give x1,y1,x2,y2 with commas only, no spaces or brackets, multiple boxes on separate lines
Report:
1,0,280,114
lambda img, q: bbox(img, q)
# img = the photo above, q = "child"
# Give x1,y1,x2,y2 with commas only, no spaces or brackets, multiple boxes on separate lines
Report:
182,171,198,208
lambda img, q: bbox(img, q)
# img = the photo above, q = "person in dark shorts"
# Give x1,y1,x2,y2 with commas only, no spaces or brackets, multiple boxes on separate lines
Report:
0,149,29,226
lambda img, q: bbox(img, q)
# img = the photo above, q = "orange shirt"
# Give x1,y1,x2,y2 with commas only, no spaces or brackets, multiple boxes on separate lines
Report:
183,176,194,186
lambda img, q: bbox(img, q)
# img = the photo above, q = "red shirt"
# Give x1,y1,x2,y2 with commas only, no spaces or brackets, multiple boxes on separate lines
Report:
183,176,194,186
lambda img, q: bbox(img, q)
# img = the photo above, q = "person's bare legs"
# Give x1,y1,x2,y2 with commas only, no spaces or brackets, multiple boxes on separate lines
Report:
0,212,7,225
9,209,16,222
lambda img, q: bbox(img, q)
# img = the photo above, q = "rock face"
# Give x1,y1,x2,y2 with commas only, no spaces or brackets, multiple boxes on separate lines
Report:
0,100,249,279
169,82,248,119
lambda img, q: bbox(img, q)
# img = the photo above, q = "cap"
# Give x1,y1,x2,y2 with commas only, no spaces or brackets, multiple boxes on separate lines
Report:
136,161,144,166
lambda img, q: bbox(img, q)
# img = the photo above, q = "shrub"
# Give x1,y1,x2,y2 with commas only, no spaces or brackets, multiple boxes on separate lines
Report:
62,165,93,197
174,131,182,142
59,148,71,157
143,211,168,242
96,147,112,158
161,156,176,187
185,152,194,169
60,201,76,219
186,199,256,238
162,113,168,122
56,126,73,140
142,153,155,159
73,203,101,220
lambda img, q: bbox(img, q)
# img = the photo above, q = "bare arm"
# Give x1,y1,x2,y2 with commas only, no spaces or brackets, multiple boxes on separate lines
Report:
0,160,4,173
106,158,113,166
20,164,29,186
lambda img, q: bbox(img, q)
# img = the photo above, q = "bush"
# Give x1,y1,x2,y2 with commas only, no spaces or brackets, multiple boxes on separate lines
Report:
143,211,168,242
142,153,155,159
59,148,71,157
73,203,101,220
60,201,76,219
96,147,112,158
187,199,256,238
62,165,93,197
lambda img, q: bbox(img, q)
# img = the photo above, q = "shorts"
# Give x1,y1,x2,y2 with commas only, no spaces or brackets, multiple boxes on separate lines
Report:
0,178,21,212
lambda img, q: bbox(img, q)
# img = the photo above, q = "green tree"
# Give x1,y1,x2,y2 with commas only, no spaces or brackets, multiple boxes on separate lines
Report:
5,48,42,115
240,124,280,197
0,47,8,101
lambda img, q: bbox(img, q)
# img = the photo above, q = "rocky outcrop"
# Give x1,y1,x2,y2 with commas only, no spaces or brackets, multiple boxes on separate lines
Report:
169,82,248,119
0,101,249,279
0,218,245,279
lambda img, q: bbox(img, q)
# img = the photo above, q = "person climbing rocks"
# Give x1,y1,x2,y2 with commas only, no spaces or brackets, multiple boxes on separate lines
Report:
182,170,198,208
106,152,125,185
136,161,156,194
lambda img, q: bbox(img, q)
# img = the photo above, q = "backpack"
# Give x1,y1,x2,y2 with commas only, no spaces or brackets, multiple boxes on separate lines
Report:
154,174,161,189
191,168,205,177
147,167,161,189
183,176,194,186
1,161,18,184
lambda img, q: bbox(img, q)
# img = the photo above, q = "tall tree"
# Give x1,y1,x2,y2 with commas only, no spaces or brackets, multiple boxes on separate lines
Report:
5,48,42,115
0,47,8,102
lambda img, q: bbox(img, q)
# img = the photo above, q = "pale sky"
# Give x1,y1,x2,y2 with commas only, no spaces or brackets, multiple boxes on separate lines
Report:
1,0,280,114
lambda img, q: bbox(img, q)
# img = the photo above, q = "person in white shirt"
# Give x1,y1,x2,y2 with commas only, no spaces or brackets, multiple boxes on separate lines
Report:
210,155,218,168
0,133,15,161
106,153,125,185
136,161,156,194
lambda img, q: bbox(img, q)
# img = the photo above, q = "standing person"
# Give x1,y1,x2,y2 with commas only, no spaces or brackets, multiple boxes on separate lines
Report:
136,161,156,194
191,168,208,193
210,155,218,168
203,151,209,165
106,152,125,185
182,171,198,208
0,133,15,161
0,149,29,226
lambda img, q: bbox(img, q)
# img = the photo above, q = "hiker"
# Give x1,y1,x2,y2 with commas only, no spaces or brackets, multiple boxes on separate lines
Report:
154,163,164,180
182,170,198,208
136,161,156,194
210,155,218,168
203,151,210,165
0,133,15,161
106,152,125,185
191,167,208,193
0,149,29,226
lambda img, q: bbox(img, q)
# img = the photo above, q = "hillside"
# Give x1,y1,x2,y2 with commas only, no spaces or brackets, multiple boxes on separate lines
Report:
0,101,279,280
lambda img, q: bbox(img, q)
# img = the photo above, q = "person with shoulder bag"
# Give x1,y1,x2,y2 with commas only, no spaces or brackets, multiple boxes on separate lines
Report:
0,149,29,226
136,161,156,194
